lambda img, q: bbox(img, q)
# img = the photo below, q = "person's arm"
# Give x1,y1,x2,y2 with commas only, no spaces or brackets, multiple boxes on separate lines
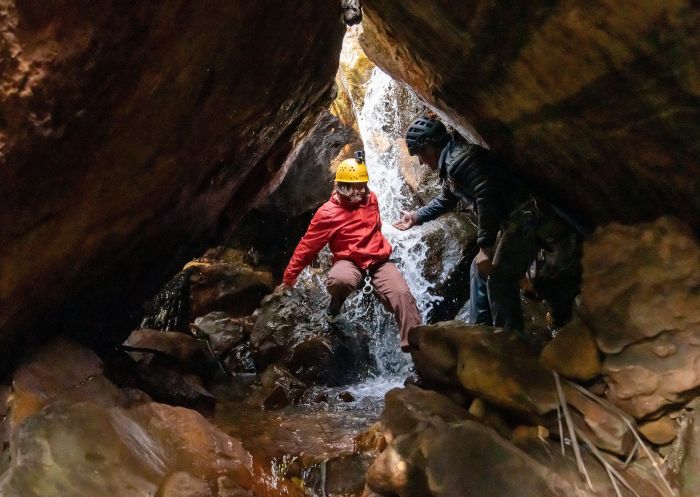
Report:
283,208,334,285
415,183,459,224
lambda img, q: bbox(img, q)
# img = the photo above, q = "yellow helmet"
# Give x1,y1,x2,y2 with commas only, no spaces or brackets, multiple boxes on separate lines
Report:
335,156,369,183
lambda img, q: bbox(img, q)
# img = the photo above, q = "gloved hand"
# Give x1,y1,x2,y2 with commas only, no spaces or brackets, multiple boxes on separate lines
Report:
393,210,418,231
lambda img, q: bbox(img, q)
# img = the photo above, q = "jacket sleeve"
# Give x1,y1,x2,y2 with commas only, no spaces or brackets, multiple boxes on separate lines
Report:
451,148,500,248
283,207,334,285
416,183,459,224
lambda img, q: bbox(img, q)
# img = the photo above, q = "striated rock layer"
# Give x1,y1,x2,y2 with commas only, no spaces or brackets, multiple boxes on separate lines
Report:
360,0,700,231
0,1,346,367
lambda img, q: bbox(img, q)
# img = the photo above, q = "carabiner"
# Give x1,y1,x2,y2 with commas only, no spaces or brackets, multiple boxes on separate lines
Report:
362,275,374,295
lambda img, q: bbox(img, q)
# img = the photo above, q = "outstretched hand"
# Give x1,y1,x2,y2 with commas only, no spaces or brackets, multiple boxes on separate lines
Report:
393,210,418,231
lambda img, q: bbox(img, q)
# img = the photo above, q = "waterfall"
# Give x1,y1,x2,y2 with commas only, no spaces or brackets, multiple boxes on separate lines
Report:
341,68,443,390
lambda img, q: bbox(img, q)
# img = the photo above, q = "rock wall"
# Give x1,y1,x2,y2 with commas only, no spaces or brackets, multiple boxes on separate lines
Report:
0,1,346,365
359,0,700,231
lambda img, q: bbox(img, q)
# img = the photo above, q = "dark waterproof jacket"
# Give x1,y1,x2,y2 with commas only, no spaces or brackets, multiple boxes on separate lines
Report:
416,139,528,248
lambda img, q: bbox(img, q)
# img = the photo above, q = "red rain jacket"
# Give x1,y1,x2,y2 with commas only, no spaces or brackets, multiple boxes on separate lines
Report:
283,191,392,285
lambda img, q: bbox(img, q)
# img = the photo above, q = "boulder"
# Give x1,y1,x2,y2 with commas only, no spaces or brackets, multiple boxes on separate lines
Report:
188,257,275,319
380,386,471,444
8,337,126,439
540,319,601,381
0,401,254,497
359,2,700,233
192,312,250,358
251,285,372,385
639,415,678,445
123,329,206,368
409,322,634,454
256,365,307,410
582,217,700,354
602,328,700,419
0,339,256,497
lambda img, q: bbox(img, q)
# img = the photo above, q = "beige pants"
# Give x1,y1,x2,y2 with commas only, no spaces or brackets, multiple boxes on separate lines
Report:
326,259,422,349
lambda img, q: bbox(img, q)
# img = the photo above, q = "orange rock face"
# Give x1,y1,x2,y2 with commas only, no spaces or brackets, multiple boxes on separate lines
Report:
0,1,346,365
359,1,700,230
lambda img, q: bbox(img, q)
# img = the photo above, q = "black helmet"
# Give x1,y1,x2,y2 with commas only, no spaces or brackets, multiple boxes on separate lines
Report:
405,116,447,155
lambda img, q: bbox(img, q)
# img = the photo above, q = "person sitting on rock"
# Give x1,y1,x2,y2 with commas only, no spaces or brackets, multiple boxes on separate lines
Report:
393,114,581,334
282,152,422,352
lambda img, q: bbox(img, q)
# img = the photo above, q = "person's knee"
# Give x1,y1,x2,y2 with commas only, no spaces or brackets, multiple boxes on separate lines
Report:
326,274,356,294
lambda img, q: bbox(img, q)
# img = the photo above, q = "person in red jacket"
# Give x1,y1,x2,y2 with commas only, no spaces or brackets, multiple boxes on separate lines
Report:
282,152,422,352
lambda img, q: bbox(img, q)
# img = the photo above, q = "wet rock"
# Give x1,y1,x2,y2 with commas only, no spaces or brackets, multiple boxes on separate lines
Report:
540,319,601,381
188,255,275,319
0,1,346,370
124,329,206,368
338,391,355,402
157,471,212,497
261,111,355,219
257,365,307,410
410,322,634,454
411,323,558,416
216,476,254,497
582,217,700,354
639,415,677,445
193,312,250,357
369,419,590,497
360,2,700,233
140,269,193,332
422,215,479,323
325,453,374,496
355,422,388,454
224,346,256,374
381,386,471,443
251,285,372,385
126,359,216,410
8,337,126,438
603,328,700,419
341,0,362,26
0,401,254,497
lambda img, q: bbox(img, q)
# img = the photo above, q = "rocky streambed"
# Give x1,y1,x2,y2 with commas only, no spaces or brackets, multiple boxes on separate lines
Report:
1,215,699,497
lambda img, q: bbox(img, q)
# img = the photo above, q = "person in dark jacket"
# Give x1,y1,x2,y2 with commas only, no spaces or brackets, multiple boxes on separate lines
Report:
394,115,581,333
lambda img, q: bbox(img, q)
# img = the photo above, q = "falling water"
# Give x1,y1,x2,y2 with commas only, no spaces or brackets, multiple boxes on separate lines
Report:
339,68,445,393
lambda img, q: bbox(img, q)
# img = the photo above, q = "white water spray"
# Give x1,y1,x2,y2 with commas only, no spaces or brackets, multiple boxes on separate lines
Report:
341,68,447,387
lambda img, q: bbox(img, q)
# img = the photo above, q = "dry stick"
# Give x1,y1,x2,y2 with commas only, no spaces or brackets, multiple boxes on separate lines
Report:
557,402,566,456
575,427,642,497
564,379,677,497
553,371,595,491
604,460,625,497
620,416,678,497
622,440,639,469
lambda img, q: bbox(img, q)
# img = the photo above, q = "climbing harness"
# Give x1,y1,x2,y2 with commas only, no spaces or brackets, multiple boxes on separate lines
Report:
362,274,374,295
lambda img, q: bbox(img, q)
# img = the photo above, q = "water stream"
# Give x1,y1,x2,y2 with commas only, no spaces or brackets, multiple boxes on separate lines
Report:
216,65,458,496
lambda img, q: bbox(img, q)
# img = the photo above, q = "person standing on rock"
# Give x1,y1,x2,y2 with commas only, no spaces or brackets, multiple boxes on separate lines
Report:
393,115,581,334
281,152,422,352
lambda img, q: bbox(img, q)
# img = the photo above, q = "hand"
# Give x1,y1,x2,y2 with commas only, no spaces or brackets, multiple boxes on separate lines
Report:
274,282,293,295
393,210,418,231
475,247,493,277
